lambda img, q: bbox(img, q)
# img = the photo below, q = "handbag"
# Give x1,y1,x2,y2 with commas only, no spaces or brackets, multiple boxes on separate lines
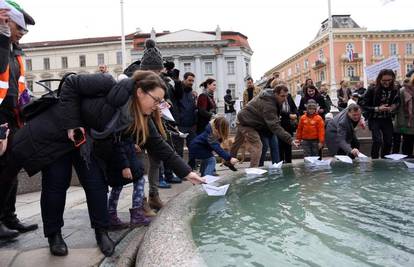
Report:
21,72,76,121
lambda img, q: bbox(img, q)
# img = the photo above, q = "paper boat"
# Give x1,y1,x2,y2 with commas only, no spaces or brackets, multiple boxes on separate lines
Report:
269,161,283,169
202,184,230,196
245,168,268,175
304,156,320,164
385,154,407,161
403,161,414,168
335,155,353,164
203,175,221,184
313,159,332,166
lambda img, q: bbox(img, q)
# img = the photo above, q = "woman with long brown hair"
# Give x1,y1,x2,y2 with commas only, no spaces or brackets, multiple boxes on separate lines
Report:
197,78,217,134
8,70,205,257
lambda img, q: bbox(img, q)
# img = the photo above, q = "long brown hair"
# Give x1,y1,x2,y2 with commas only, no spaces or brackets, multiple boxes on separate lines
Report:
211,116,229,142
151,107,167,139
129,71,167,146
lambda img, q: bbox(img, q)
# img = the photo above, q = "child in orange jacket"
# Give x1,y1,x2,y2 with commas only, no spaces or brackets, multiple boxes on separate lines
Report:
296,99,325,157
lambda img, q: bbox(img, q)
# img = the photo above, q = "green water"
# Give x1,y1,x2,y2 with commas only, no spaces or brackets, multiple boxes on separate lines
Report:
192,161,414,267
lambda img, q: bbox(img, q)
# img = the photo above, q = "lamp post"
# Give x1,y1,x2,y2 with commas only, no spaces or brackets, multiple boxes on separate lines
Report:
120,0,127,70
327,0,337,104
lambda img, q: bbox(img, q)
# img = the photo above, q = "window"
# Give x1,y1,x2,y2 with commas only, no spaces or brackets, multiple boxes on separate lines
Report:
287,68,292,77
116,51,123,65
25,59,32,71
346,43,354,53
44,81,51,90
320,70,325,81
79,55,86,67
390,43,397,56
227,61,235,74
406,43,413,55
373,44,381,56
318,49,324,60
204,62,213,75
347,66,355,77
228,84,236,98
245,62,250,76
407,64,414,73
61,57,68,69
183,62,192,73
26,80,33,91
43,58,50,70
295,63,300,73
97,53,105,65
304,59,309,69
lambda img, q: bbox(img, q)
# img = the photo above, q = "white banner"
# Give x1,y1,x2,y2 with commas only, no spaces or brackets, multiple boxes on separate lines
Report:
364,56,400,81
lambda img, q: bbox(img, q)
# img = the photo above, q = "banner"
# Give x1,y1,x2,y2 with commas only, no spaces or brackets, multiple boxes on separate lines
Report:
364,56,400,81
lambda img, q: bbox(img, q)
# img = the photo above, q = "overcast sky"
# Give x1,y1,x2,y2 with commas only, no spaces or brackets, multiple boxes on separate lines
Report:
16,0,413,79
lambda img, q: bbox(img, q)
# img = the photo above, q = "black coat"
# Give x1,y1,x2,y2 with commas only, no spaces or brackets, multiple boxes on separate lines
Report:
11,73,191,178
298,94,328,118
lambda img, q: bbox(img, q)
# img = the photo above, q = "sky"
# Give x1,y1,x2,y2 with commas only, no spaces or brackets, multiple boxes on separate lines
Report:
14,0,414,80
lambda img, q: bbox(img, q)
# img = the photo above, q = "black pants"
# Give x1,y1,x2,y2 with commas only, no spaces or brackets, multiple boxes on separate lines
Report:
402,134,414,157
172,126,196,168
0,109,20,222
41,150,109,237
369,118,394,159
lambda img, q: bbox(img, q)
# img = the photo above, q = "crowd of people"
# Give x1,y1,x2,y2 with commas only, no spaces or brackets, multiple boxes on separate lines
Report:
1,0,414,260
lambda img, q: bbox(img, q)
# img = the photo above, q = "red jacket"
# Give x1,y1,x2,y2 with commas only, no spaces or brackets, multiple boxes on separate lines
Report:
296,113,325,143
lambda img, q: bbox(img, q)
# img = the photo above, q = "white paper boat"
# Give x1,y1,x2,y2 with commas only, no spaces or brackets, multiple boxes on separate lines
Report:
385,154,407,161
335,155,353,164
202,184,230,196
314,159,332,166
245,168,268,175
161,108,175,122
403,161,414,168
178,131,189,138
269,161,283,169
203,175,221,184
304,156,320,164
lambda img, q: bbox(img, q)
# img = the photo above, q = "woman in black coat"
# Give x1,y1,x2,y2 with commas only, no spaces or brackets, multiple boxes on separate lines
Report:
298,85,328,119
9,71,204,257
279,93,298,163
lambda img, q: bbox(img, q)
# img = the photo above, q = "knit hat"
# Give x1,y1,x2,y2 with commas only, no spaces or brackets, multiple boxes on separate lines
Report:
305,99,318,109
140,39,163,71
6,0,35,26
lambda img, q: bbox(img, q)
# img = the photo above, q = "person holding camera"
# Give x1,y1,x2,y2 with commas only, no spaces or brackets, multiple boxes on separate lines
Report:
0,0,37,239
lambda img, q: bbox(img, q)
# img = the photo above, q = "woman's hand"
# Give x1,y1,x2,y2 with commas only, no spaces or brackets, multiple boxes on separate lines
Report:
122,168,133,179
0,8,10,25
230,157,238,165
184,172,206,185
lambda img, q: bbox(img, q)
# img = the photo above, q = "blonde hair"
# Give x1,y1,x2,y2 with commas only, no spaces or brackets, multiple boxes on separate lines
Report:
211,116,229,142
270,78,287,89
128,71,167,146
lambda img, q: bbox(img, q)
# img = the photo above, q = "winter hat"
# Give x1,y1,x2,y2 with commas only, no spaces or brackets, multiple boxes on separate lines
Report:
6,0,35,26
123,60,141,77
140,39,163,71
305,99,318,109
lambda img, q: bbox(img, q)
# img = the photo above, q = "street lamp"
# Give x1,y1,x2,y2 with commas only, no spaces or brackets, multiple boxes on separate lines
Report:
120,0,127,71
327,0,337,104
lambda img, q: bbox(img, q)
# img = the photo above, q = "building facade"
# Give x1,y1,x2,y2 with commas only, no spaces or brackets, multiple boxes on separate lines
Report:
21,27,253,102
264,15,414,96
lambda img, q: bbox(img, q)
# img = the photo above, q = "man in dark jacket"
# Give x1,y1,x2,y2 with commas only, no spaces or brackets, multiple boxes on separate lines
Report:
325,104,362,158
361,69,400,158
168,72,197,161
0,1,37,239
224,89,235,127
230,85,300,167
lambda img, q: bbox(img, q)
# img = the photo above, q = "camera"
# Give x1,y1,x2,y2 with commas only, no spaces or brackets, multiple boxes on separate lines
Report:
73,128,86,147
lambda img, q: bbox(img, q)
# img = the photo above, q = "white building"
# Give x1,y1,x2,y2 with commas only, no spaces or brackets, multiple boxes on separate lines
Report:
21,27,253,102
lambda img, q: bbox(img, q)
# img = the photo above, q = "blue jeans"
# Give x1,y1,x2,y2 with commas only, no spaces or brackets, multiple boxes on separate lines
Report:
259,134,280,166
199,157,216,176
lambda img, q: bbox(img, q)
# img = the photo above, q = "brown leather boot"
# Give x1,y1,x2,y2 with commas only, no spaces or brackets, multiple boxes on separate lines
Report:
143,197,157,217
148,194,164,210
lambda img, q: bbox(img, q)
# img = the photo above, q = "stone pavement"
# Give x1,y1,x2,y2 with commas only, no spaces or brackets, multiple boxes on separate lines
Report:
0,162,254,267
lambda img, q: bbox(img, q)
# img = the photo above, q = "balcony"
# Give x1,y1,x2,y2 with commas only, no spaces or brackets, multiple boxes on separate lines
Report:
349,76,360,82
312,59,327,70
341,52,363,62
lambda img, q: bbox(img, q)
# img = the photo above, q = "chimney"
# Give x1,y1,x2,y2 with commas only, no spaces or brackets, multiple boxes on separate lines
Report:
150,27,156,40
215,25,221,40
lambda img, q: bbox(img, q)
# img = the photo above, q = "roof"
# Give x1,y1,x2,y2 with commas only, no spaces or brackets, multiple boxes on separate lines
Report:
21,33,135,49
315,15,361,39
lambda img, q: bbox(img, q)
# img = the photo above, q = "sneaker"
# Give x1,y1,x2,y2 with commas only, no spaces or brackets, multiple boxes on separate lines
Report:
158,179,171,189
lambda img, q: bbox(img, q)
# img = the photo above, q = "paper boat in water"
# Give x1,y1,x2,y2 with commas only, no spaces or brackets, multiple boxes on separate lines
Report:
202,184,230,196
335,155,353,164
245,168,268,175
304,156,320,164
269,161,283,169
313,159,332,166
385,154,407,161
403,161,414,168
203,175,221,184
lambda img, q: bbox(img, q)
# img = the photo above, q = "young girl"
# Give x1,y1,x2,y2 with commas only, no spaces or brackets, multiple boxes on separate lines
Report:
296,99,325,157
189,116,238,176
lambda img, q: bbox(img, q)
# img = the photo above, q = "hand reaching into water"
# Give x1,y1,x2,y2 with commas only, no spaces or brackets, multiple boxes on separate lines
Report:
184,172,206,185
